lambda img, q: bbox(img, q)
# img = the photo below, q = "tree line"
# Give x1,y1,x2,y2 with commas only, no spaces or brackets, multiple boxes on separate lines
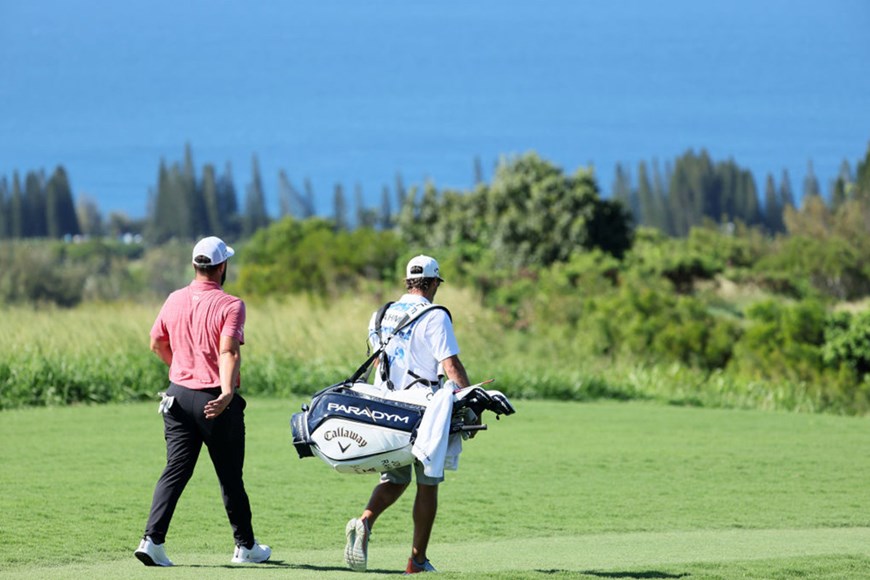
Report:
0,166,80,239
611,149,867,236
0,143,868,244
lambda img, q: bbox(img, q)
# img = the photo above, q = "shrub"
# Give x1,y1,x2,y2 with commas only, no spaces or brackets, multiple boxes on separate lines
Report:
729,299,827,385
823,310,870,377
236,217,404,296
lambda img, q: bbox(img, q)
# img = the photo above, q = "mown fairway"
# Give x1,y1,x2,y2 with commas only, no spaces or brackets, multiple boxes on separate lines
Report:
1,397,869,579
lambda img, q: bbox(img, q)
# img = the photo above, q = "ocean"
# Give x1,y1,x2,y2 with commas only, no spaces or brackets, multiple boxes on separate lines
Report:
1,0,868,219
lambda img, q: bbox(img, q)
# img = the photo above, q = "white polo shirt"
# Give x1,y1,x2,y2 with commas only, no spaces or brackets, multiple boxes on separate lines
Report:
367,294,460,390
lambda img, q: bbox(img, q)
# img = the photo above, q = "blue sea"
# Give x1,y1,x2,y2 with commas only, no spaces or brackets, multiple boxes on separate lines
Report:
1,0,868,219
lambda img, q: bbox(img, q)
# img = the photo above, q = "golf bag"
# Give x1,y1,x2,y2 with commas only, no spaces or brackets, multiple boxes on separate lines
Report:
290,380,515,474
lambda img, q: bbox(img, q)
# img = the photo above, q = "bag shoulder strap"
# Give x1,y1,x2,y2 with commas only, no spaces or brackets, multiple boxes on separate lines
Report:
390,302,452,337
370,300,395,352
347,302,452,385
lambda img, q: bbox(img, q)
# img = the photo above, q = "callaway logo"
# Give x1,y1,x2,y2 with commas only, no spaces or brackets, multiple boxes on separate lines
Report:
326,402,411,424
324,426,368,448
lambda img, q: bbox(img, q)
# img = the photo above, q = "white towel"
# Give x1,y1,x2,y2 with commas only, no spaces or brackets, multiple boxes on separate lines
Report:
412,387,461,477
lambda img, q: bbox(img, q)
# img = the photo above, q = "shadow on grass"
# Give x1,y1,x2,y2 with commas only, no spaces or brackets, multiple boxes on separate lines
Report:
184,560,405,574
538,571,689,579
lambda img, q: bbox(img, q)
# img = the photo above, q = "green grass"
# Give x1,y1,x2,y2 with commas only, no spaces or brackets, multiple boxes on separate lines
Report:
1,397,869,579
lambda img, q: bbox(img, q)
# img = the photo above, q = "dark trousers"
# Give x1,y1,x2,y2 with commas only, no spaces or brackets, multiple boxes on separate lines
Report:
143,383,255,548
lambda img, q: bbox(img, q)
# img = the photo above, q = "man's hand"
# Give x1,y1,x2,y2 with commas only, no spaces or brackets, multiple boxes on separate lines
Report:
204,392,234,419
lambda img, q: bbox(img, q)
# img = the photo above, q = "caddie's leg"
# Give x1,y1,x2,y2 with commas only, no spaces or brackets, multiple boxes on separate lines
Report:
362,481,408,528
411,483,438,564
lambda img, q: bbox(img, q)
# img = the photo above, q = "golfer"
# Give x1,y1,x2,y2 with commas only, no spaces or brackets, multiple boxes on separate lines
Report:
344,255,471,574
134,236,270,566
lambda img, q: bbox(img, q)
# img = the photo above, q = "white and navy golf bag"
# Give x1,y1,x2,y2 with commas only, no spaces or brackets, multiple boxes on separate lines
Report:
290,382,426,474
290,380,515,474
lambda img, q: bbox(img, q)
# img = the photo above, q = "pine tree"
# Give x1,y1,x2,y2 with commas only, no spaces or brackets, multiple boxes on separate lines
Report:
0,176,8,239
779,169,795,211
147,161,181,243
302,178,316,218
9,172,24,239
378,185,393,230
636,161,655,229
354,182,376,229
763,173,782,233
473,155,485,186
738,169,761,226
217,162,240,237
651,159,670,234
830,159,853,209
803,160,821,201
611,163,635,221
24,170,47,238
715,160,738,222
277,170,294,218
45,166,80,238
242,155,270,237
856,142,870,201
668,149,714,237
201,164,222,236
395,172,407,210
76,194,104,237
182,145,207,238
333,183,348,231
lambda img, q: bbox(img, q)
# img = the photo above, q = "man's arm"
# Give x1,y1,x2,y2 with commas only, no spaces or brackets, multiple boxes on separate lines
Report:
150,337,173,366
204,335,240,419
441,354,470,389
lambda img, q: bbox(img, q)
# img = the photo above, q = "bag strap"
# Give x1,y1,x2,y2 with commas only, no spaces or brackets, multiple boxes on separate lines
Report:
347,302,451,385
367,300,395,356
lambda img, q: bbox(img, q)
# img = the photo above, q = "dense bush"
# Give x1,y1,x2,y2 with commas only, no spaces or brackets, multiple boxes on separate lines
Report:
398,153,633,272
235,217,404,296
753,235,870,300
823,310,870,378
0,242,87,306
734,299,827,381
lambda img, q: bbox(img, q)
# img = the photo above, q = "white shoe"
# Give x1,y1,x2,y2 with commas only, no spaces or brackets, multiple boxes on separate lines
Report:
134,536,173,567
232,541,272,563
344,518,370,571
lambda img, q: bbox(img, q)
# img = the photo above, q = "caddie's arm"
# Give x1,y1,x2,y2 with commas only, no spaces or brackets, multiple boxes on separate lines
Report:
441,355,470,389
205,335,240,419
150,337,173,367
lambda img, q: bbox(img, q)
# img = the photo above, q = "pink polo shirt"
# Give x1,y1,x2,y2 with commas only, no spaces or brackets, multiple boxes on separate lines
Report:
150,280,246,390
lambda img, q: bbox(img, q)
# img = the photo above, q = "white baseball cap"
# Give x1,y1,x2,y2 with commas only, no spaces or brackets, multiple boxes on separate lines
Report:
192,236,235,266
406,254,444,281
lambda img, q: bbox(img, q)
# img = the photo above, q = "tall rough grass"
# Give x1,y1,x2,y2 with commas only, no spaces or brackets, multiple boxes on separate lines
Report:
0,288,861,413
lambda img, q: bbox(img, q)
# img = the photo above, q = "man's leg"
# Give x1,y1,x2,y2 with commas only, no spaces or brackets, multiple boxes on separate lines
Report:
345,470,410,571
410,483,438,564
201,392,255,548
143,387,201,544
362,480,408,527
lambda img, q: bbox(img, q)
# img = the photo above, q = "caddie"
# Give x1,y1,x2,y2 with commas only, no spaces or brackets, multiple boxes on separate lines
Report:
344,254,471,574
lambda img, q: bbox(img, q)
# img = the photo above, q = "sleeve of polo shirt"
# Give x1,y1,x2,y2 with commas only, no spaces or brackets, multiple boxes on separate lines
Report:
149,301,170,341
222,299,246,345
424,309,460,363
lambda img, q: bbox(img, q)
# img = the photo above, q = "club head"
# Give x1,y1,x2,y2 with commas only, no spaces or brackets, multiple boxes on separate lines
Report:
485,389,516,416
